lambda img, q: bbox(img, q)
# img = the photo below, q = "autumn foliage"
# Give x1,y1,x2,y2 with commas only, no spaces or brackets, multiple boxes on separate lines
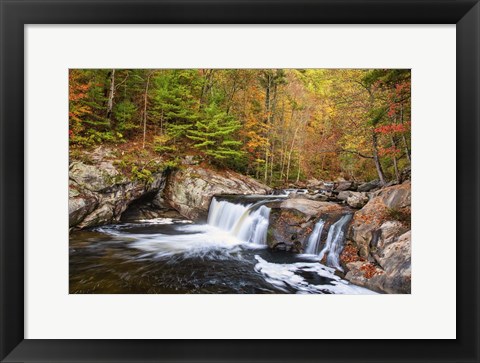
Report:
68,69,411,187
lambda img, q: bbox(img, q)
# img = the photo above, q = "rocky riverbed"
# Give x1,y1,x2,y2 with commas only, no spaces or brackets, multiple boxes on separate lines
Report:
69,153,411,294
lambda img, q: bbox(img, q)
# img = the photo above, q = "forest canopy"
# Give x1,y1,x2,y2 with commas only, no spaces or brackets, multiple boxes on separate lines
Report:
69,68,411,187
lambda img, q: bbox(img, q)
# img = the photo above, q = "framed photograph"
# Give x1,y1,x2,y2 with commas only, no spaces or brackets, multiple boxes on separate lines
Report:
1,0,478,362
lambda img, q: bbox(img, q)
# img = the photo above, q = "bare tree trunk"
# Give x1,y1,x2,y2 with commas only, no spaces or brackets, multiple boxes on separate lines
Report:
372,133,387,185
391,135,400,181
106,69,115,125
270,148,275,184
400,103,411,162
296,153,301,184
264,146,269,184
286,124,300,183
200,69,215,107
142,72,154,149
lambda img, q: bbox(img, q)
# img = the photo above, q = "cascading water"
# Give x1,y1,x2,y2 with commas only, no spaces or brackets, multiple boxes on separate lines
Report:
207,198,251,231
317,214,352,271
207,197,272,245
72,195,376,294
304,219,325,254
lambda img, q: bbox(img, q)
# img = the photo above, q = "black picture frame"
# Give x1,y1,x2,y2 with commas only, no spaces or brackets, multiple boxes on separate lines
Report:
1,1,479,362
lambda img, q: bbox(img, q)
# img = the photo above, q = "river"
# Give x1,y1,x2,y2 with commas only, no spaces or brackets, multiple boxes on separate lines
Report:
69,195,376,294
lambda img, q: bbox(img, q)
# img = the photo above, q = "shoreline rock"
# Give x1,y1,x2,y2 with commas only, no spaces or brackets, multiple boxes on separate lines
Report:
343,181,411,293
69,161,169,230
163,166,271,220
267,199,347,253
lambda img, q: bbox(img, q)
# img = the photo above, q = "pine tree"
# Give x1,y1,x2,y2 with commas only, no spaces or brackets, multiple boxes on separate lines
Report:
187,102,243,164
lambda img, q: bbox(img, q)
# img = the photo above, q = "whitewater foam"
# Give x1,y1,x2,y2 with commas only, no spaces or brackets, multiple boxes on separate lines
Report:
254,255,377,294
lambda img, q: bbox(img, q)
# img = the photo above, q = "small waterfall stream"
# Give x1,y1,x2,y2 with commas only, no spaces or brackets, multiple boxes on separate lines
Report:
207,197,272,245
304,219,325,255
317,214,352,271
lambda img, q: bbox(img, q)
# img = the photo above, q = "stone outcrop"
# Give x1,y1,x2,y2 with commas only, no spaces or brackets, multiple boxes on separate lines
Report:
345,231,411,294
69,161,168,229
267,198,346,252
163,166,271,220
343,181,411,293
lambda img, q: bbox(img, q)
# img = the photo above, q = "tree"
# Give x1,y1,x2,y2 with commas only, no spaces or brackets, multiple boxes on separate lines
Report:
187,102,244,165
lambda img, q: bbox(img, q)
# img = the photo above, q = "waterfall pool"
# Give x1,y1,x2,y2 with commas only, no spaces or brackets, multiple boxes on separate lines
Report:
70,202,377,294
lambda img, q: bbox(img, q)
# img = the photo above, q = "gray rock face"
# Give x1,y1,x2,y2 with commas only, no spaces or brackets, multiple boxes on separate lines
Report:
349,181,411,258
346,192,369,209
69,161,168,229
357,180,381,192
345,231,411,294
334,181,355,192
344,181,411,293
337,191,352,201
163,166,271,220
267,199,345,252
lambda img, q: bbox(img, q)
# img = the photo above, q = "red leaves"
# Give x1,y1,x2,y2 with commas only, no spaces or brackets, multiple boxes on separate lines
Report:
374,122,410,135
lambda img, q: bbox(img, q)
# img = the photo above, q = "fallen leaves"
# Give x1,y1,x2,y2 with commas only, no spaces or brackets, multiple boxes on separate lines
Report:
360,263,383,279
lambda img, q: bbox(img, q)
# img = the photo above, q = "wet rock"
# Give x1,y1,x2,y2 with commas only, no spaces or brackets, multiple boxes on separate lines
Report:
357,180,381,192
267,199,346,252
288,192,329,202
163,166,271,220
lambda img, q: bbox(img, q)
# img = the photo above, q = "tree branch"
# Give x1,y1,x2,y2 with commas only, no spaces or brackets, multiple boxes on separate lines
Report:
341,149,374,159
314,149,374,159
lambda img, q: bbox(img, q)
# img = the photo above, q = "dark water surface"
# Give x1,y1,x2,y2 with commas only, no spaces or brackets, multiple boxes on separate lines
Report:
69,218,375,294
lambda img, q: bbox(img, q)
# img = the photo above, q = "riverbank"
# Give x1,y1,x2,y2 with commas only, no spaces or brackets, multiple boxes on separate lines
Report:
69,148,411,294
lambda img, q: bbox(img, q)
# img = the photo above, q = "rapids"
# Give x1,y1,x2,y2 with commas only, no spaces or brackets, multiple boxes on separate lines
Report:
69,196,376,294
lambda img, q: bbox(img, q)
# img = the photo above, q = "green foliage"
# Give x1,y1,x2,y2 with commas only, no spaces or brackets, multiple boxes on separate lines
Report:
70,68,411,187
114,100,138,133
160,159,180,171
130,165,154,183
187,102,244,164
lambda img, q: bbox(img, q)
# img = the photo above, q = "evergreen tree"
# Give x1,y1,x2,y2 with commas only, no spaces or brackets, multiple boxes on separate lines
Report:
187,102,243,164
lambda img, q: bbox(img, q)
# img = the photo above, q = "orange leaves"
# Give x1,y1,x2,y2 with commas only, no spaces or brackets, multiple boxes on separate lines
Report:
374,122,410,135
379,146,402,157
69,70,93,135
340,244,363,264
360,263,382,279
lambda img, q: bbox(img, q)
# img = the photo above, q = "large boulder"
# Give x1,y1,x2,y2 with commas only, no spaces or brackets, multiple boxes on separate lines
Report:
343,181,411,293
267,199,346,252
345,231,411,294
346,192,369,208
348,181,411,258
163,166,271,220
69,160,168,229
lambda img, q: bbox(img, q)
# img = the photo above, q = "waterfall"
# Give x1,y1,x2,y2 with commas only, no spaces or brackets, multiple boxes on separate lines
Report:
317,214,352,271
304,219,325,254
207,198,252,231
207,197,272,245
